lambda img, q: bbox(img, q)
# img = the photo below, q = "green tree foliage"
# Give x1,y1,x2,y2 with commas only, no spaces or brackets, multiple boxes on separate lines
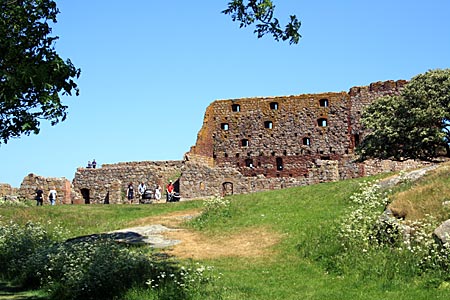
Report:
357,69,450,160
223,0,301,44
0,0,80,144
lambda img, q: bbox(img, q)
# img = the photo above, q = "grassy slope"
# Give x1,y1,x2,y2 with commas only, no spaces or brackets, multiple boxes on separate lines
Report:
389,162,450,221
188,172,450,299
2,167,450,299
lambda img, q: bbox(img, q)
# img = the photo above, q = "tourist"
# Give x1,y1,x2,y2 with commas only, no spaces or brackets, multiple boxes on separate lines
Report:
92,159,97,169
166,180,174,202
48,187,57,205
155,184,162,200
87,161,92,168
35,188,44,206
126,182,134,204
138,181,146,201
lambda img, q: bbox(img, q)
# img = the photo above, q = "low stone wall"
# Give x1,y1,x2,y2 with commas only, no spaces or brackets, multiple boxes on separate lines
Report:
361,159,433,176
180,158,341,198
72,160,184,204
1,157,435,205
18,174,72,204
180,156,433,198
0,183,17,198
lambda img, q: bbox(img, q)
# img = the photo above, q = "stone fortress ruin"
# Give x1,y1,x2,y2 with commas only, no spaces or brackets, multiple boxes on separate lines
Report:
1,79,432,204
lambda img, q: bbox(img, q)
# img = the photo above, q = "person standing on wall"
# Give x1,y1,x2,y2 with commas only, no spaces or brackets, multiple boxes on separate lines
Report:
92,159,97,169
48,187,57,205
127,182,134,204
35,188,44,206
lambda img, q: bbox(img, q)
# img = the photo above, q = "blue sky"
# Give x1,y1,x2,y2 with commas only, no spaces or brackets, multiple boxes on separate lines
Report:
1,1,449,187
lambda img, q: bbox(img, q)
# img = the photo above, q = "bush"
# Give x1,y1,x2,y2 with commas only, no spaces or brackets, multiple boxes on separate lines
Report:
0,220,221,299
332,180,450,283
0,221,54,280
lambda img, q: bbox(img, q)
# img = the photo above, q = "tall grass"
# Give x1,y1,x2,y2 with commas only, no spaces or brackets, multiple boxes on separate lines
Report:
389,163,450,221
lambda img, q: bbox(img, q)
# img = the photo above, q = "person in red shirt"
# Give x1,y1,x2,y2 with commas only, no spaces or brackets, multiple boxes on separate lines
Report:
166,180,174,202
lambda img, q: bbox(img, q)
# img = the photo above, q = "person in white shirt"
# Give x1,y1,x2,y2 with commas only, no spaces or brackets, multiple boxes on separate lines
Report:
154,185,162,200
48,187,57,205
138,182,147,202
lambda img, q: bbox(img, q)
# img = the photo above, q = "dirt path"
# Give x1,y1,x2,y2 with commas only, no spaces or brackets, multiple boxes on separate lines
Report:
126,209,282,259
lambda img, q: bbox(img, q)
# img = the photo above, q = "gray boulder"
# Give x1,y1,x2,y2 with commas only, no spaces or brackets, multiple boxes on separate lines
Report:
433,219,450,245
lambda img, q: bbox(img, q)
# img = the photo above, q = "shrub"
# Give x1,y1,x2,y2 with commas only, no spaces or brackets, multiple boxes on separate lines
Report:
0,221,54,280
0,220,221,299
334,180,450,283
0,197,28,207
190,196,231,229
145,262,222,300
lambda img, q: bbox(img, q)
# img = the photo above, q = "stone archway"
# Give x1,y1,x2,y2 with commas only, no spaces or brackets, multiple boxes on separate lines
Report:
80,188,90,204
222,182,233,196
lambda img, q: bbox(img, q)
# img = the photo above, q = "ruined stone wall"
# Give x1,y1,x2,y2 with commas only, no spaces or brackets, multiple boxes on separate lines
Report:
72,160,183,204
180,157,431,198
180,159,341,198
361,159,433,176
190,80,407,174
189,104,215,159
181,79,426,198
0,183,17,197
348,80,407,145
18,174,72,204
62,79,429,202
189,92,352,179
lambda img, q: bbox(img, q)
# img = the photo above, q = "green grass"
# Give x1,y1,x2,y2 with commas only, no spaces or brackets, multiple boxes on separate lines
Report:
0,201,204,238
2,169,450,299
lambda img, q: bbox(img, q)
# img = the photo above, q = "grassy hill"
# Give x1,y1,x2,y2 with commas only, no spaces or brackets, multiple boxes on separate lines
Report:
1,163,450,299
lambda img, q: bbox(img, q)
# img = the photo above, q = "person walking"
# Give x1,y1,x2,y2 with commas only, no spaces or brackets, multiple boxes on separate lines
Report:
48,187,57,205
35,188,44,206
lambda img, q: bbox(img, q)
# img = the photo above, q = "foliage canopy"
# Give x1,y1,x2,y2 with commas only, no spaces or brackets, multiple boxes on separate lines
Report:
0,0,80,144
223,0,301,44
357,69,450,160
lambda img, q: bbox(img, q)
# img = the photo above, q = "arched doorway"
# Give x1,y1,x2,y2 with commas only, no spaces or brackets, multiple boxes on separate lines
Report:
80,188,90,204
222,182,233,196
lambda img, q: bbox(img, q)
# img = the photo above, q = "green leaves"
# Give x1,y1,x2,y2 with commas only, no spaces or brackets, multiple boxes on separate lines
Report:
0,0,80,144
223,0,301,44
357,69,450,160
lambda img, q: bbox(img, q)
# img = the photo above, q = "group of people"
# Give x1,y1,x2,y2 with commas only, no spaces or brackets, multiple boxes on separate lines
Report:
34,180,176,205
126,181,165,204
35,187,58,206
86,159,97,169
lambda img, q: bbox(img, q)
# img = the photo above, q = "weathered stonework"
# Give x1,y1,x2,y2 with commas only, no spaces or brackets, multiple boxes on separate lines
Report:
18,174,72,204
2,79,433,203
181,80,416,197
72,161,183,204
0,183,17,198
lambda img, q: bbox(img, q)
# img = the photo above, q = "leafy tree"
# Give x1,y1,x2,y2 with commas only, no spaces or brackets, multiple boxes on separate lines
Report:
223,0,301,44
0,0,80,144
357,69,450,161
